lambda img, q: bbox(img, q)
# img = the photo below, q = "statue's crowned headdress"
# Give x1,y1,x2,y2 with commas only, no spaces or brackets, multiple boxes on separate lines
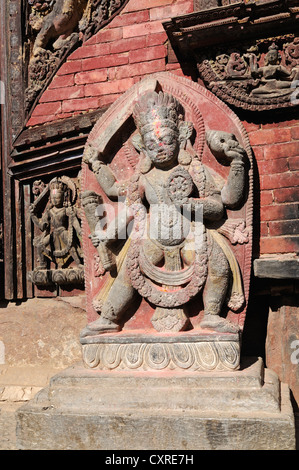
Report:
265,43,281,64
133,91,184,136
49,177,67,192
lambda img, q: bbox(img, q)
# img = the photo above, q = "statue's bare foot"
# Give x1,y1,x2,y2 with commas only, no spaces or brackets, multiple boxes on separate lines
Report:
200,315,240,333
80,317,120,338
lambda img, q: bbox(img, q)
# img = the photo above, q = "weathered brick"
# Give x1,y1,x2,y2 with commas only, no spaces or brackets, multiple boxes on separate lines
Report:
241,121,260,133
39,85,84,103
48,74,75,89
149,2,193,21
69,43,110,60
252,146,264,161
264,142,298,160
75,69,107,85
82,53,128,71
31,101,62,117
260,190,274,206
166,62,181,71
261,172,299,190
268,220,299,237
249,128,292,146
123,0,175,12
260,203,299,222
291,126,299,140
258,159,289,175
168,68,186,78
98,94,119,107
260,236,299,254
108,10,149,28
129,45,166,63
147,31,168,47
84,77,135,97
110,36,147,54
94,27,123,43
57,60,82,76
123,20,165,38
288,156,299,171
115,58,165,79
27,114,57,127
274,187,299,204
260,222,269,237
62,97,99,113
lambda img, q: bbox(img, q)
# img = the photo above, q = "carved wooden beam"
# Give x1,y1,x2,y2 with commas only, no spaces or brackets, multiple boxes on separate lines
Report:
163,0,299,112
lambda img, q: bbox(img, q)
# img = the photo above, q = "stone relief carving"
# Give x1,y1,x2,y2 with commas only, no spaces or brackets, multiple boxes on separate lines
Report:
197,36,299,111
82,336,240,371
28,175,84,288
80,82,251,340
25,0,128,111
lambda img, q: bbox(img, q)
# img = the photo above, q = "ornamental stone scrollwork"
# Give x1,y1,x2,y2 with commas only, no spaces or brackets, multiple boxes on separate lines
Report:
25,0,129,111
196,36,299,111
82,335,240,372
79,73,253,355
27,174,84,289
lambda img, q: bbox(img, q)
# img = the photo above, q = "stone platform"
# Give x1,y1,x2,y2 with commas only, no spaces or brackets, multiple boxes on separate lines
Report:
16,356,295,450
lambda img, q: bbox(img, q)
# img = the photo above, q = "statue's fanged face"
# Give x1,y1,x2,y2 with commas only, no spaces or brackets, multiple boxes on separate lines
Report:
143,124,179,166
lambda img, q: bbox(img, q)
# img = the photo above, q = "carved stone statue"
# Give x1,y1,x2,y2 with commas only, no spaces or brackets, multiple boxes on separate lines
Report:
80,88,249,338
28,175,84,288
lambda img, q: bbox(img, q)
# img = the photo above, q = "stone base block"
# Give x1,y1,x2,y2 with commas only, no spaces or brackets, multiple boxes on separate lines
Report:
16,357,296,450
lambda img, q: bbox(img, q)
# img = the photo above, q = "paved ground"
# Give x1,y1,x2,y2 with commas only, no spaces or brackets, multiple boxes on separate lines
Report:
0,297,298,450
0,296,87,450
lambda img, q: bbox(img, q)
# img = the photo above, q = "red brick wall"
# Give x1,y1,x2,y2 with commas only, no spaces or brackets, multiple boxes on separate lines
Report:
243,119,299,256
27,0,193,127
26,0,299,258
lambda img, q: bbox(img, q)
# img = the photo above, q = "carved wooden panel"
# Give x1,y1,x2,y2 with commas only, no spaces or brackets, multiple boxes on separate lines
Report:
163,1,299,112
25,0,129,113
27,173,84,293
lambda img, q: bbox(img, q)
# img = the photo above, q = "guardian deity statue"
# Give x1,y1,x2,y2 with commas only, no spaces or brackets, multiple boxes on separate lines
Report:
81,89,248,337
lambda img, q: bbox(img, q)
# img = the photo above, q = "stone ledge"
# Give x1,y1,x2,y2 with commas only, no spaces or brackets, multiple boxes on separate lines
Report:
33,357,280,414
254,258,299,279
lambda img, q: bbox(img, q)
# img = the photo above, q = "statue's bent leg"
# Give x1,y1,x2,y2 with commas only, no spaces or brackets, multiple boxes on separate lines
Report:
80,262,136,337
35,235,51,270
200,240,239,333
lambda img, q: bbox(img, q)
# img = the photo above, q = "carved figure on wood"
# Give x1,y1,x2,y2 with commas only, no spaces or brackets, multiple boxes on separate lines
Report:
81,90,248,337
249,43,299,97
25,0,128,110
30,0,88,57
30,176,83,270
196,36,299,111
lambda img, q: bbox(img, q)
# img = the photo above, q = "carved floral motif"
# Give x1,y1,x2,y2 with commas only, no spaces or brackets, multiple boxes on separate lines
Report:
82,338,241,371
